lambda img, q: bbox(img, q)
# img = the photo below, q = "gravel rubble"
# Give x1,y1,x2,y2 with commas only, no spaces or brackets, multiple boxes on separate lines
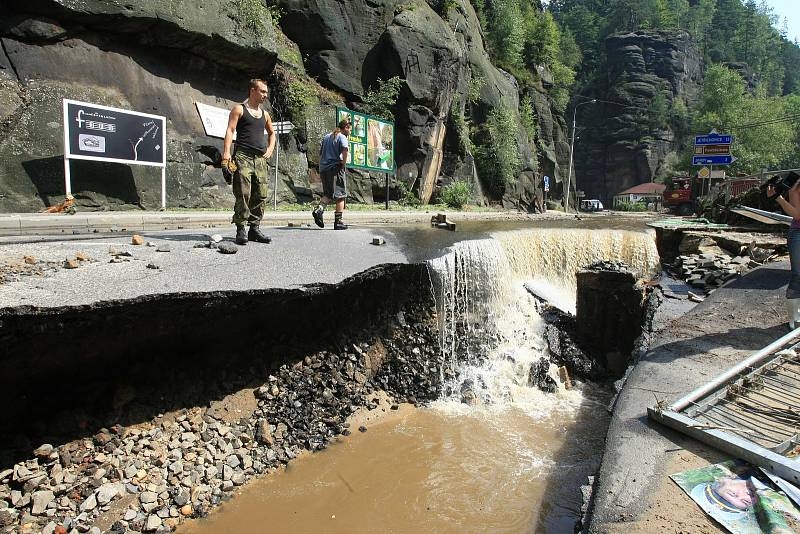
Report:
0,301,443,533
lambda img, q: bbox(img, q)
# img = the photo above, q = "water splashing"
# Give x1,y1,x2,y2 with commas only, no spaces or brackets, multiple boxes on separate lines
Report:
427,227,659,410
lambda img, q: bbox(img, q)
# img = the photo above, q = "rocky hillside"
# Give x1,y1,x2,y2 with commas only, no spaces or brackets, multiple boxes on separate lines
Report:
0,0,571,213
576,30,703,203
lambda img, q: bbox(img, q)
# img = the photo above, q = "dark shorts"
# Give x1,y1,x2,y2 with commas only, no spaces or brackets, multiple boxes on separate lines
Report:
320,165,347,200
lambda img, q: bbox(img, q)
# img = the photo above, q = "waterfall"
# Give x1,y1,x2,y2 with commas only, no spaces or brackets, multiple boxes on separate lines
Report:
427,228,659,409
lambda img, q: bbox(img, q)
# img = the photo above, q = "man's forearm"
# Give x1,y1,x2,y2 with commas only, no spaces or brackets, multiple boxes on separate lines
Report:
222,131,234,160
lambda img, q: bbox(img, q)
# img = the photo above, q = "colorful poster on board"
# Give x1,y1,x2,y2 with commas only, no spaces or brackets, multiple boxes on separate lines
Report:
336,107,394,173
367,118,394,170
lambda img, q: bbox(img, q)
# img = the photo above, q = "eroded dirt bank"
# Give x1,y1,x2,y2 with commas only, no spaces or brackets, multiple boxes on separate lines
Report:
0,263,449,533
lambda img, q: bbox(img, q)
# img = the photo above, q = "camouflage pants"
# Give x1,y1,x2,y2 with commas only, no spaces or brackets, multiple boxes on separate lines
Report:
232,151,271,226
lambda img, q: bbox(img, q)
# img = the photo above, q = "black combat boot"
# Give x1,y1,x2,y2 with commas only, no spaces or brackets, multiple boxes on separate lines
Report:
312,206,325,228
235,224,248,245
248,224,272,243
333,211,348,230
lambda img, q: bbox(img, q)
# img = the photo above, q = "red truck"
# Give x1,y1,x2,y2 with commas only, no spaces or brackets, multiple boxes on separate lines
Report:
663,176,760,215
663,177,695,215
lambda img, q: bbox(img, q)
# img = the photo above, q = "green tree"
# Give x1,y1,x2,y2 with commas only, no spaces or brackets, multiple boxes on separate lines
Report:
649,90,670,132
361,77,404,120
524,9,560,68
473,103,521,195
693,64,800,172
487,0,526,67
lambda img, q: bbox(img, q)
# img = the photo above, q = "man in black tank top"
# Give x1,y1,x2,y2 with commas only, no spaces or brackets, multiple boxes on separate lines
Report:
222,79,276,245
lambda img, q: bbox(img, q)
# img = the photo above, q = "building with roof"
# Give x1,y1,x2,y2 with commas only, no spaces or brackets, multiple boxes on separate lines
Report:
613,183,666,209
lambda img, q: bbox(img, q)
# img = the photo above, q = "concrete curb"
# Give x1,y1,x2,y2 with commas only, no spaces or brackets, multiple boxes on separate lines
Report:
0,210,566,237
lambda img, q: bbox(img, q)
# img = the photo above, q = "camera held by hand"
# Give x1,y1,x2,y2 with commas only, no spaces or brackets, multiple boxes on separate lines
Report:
764,171,800,198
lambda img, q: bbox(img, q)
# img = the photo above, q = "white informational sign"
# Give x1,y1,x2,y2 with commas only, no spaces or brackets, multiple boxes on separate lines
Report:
195,102,234,139
273,121,295,134
195,101,278,139
63,99,166,166
62,98,168,208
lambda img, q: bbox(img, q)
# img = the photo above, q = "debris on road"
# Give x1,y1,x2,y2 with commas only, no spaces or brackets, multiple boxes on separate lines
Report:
431,213,456,231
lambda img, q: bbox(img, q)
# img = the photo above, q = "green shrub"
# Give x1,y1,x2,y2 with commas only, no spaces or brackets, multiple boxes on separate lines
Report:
473,103,521,196
285,79,316,133
396,181,421,207
440,180,472,209
467,74,485,104
441,0,460,16
519,95,537,141
265,3,283,28
470,0,487,28
615,201,648,212
234,0,269,33
361,77,404,120
450,101,472,154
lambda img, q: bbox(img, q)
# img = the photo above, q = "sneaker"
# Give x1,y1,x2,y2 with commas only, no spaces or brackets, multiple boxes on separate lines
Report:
312,207,325,228
235,225,248,245
334,220,348,230
248,225,272,243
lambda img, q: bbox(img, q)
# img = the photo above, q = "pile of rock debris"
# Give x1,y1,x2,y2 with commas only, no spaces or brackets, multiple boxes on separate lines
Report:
667,253,756,291
0,305,442,533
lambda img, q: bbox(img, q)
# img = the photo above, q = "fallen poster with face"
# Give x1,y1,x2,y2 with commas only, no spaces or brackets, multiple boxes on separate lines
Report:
671,460,800,533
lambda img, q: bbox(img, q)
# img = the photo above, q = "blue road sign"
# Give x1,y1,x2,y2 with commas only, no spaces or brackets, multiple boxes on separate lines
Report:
543,175,550,192
694,134,733,145
692,155,736,166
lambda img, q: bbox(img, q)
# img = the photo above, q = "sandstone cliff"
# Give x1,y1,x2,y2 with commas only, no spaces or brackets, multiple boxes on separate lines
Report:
0,0,569,212
576,30,703,204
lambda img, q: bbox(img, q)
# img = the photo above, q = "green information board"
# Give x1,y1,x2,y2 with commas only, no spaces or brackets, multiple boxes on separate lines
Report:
336,107,395,173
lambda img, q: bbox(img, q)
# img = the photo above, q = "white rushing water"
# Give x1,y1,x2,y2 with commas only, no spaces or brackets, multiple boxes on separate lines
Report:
427,227,660,415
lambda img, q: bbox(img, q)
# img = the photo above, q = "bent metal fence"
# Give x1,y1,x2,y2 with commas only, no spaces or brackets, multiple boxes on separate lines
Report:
649,328,800,484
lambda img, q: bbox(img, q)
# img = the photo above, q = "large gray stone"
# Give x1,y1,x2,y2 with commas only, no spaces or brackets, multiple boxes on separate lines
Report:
31,490,54,515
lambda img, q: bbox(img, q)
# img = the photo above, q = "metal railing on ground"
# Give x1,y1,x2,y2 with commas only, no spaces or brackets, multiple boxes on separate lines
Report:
649,328,800,484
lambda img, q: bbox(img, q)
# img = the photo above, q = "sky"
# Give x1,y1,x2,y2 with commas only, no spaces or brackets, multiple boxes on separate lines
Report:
763,0,799,42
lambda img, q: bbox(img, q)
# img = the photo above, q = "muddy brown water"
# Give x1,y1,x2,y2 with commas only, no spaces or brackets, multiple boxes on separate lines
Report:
179,220,653,534
180,386,610,534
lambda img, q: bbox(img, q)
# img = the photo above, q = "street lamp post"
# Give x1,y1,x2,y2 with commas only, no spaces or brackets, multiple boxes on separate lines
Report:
564,99,596,213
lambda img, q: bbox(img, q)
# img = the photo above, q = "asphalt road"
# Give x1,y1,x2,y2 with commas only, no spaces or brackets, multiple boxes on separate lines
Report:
0,226,410,309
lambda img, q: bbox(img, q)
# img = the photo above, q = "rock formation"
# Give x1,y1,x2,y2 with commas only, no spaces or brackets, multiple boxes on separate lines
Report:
0,0,569,212
576,30,703,204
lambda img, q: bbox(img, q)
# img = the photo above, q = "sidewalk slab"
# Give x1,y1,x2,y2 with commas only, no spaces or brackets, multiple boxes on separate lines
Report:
586,262,791,533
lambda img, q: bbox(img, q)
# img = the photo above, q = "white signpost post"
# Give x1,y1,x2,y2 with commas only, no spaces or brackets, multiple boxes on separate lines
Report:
271,120,295,210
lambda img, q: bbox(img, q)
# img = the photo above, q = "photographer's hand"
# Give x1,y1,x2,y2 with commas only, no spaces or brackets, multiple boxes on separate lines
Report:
774,189,800,220
767,185,778,198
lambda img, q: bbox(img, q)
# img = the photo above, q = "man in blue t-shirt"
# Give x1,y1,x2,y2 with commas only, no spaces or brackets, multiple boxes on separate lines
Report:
313,119,352,230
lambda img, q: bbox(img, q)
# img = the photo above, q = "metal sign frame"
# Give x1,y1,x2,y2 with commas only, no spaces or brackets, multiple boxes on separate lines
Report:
335,107,395,173
649,329,800,483
63,99,167,209
692,131,734,167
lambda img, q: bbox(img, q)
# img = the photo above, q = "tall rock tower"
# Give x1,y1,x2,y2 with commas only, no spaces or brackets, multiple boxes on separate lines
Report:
577,30,702,203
